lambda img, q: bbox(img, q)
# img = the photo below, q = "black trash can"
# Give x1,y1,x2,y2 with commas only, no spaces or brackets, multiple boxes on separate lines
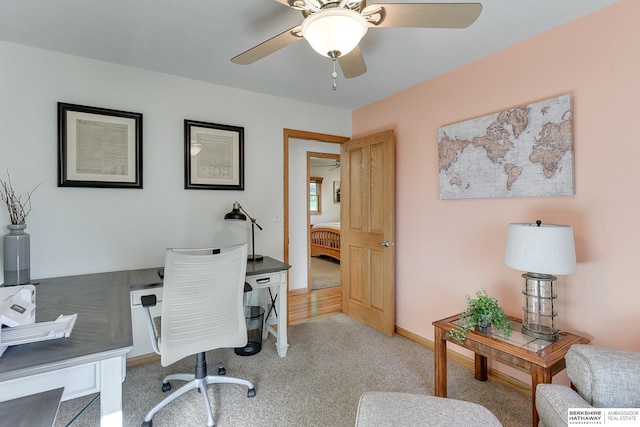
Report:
234,305,264,356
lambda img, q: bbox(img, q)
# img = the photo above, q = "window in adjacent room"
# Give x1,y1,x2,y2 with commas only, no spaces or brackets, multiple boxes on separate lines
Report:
310,177,323,215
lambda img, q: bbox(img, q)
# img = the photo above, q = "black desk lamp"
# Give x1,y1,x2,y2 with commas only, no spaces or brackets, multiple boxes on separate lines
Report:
224,201,263,262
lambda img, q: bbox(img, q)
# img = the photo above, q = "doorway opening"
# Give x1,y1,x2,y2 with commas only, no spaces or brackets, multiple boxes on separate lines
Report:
309,153,341,291
284,129,396,333
283,129,348,324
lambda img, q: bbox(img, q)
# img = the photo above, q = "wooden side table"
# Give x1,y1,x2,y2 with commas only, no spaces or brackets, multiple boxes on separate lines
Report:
433,314,589,427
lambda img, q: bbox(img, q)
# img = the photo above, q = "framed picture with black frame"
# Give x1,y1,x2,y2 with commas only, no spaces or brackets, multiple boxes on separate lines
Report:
58,103,143,188
184,119,244,190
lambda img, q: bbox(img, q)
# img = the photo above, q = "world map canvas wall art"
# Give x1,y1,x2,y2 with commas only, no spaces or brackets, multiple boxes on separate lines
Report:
438,94,574,200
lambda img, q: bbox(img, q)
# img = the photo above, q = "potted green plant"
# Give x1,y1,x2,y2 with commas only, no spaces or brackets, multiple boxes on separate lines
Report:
448,289,512,344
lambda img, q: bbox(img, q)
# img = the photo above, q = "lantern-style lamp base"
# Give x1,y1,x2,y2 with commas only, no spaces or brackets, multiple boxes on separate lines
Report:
521,273,559,341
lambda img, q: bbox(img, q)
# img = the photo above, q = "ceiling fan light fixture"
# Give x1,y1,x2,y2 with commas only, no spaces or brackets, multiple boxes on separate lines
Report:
301,8,368,58
190,143,201,157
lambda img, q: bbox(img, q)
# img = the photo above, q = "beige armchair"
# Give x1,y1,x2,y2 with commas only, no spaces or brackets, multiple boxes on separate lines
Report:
536,344,640,427
355,391,503,426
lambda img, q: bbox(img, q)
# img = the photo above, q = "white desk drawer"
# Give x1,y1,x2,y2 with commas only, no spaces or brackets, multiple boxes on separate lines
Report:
246,272,282,289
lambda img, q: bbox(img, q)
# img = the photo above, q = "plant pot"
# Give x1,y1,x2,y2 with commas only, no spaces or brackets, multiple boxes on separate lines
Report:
477,324,491,334
477,315,491,334
3,224,30,286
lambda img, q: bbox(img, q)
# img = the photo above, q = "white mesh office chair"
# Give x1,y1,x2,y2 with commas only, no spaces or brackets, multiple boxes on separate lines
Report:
141,244,255,427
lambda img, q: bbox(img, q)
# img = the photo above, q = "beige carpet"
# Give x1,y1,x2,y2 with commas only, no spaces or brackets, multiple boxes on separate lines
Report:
54,314,530,427
311,255,341,290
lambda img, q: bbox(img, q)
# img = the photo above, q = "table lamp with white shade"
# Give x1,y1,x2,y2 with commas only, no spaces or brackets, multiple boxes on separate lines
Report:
504,220,576,340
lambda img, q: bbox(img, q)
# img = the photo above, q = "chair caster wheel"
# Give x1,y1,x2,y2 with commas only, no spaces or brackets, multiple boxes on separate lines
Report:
162,382,171,392
218,367,226,376
247,388,256,398
141,421,152,427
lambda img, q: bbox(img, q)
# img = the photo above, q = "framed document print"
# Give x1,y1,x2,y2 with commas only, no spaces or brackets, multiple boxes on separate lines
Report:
184,120,244,190
58,103,143,188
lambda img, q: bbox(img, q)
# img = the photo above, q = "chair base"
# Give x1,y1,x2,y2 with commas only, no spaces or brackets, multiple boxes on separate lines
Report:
142,353,255,427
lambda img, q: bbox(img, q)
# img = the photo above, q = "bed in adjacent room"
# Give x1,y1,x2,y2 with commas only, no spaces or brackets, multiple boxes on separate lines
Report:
310,222,340,262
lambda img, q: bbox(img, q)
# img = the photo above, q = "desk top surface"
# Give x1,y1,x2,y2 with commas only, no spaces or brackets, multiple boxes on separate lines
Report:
246,256,291,276
129,255,291,292
0,271,133,381
0,387,63,426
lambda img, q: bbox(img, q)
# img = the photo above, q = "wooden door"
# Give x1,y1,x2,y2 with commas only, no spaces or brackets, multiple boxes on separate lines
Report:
340,130,395,336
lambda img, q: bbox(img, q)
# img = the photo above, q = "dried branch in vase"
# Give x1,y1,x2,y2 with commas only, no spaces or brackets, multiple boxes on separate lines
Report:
0,171,41,225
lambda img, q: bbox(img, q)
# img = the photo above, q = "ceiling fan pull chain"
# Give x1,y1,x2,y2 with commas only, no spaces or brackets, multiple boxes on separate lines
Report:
328,50,340,91
331,58,338,91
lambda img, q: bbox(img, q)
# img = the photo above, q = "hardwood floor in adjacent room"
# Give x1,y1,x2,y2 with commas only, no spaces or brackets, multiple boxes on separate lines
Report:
289,286,341,325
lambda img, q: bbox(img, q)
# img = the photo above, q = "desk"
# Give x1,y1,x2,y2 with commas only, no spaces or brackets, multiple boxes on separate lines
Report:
130,256,291,358
245,256,291,357
433,314,590,427
0,271,133,427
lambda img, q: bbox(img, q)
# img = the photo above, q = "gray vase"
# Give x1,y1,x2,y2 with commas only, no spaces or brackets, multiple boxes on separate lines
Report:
3,224,30,286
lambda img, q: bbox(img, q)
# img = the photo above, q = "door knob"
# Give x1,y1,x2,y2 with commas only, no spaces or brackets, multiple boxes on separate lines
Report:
378,240,392,247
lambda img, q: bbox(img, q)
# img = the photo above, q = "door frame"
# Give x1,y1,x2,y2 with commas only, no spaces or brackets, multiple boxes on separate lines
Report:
283,129,349,295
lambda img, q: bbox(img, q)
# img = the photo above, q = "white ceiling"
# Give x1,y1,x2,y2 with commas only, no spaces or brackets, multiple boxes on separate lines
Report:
0,0,619,111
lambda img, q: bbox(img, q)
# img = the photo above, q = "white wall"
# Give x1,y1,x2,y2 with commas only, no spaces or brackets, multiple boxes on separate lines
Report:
0,41,351,281
288,139,341,291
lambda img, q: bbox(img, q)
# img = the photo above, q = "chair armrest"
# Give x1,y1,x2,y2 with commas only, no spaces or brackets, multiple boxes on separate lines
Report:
536,384,591,427
140,294,157,307
567,345,640,407
141,294,160,355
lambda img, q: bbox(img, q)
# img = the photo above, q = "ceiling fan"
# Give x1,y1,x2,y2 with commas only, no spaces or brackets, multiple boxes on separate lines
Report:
323,160,341,170
312,158,341,169
232,1,482,89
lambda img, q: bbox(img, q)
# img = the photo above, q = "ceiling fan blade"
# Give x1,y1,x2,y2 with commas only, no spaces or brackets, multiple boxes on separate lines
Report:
338,45,367,78
272,0,306,10
231,26,302,65
364,3,482,28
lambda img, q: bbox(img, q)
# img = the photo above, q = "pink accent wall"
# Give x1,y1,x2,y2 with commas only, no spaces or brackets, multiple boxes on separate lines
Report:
353,0,639,380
